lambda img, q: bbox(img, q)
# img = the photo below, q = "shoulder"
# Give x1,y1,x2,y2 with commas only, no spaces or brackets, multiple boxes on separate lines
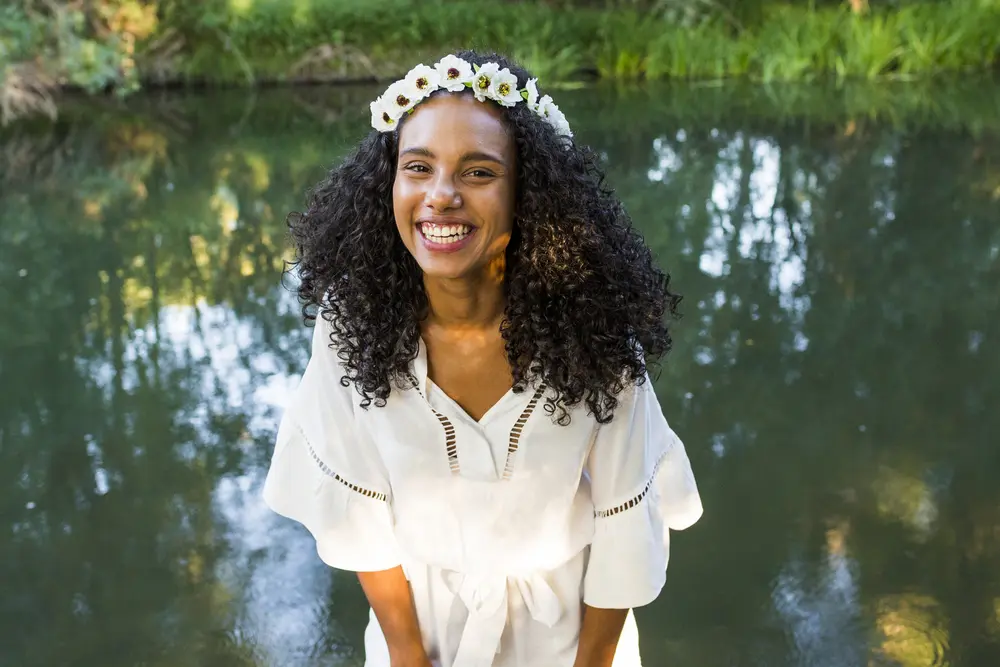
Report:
306,314,354,370
294,316,355,404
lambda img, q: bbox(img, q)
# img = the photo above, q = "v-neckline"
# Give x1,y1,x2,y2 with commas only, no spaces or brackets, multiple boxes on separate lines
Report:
413,336,517,427
425,377,516,427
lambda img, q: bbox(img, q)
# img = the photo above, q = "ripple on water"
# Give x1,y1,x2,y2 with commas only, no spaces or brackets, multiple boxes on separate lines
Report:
771,552,866,667
870,594,950,667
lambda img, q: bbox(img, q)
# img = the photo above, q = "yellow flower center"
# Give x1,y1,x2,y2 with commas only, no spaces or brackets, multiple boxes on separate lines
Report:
395,94,410,107
477,75,489,91
447,67,460,80
382,112,393,124
416,77,429,89
498,82,511,97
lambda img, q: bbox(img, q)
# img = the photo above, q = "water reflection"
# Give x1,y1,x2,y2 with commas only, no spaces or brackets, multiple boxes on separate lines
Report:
771,519,863,667
2,83,1000,666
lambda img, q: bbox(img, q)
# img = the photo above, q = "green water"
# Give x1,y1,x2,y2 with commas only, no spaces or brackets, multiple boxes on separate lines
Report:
2,82,999,667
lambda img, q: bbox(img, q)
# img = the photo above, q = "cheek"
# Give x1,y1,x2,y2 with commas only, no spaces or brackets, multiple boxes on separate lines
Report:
498,183,516,233
392,179,414,225
391,178,402,211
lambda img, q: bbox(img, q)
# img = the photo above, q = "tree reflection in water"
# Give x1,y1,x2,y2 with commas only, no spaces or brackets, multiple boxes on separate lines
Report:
1,83,998,667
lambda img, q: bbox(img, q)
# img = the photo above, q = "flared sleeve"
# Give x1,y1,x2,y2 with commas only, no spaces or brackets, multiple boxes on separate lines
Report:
263,318,402,572
582,377,702,609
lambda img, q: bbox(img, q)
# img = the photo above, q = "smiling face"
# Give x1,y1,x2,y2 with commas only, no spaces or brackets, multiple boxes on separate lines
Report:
393,93,517,281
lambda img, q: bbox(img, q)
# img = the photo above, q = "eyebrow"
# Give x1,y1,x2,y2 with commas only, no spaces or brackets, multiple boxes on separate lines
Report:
399,146,507,166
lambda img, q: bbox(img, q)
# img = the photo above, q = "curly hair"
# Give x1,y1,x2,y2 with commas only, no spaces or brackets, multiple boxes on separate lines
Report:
287,50,681,425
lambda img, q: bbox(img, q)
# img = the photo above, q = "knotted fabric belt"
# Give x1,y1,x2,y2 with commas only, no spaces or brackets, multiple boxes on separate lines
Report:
441,569,562,666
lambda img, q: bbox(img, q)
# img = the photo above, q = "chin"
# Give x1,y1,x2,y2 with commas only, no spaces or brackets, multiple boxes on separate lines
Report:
418,259,470,280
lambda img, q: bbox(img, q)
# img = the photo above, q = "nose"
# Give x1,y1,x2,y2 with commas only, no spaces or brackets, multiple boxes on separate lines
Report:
425,172,461,211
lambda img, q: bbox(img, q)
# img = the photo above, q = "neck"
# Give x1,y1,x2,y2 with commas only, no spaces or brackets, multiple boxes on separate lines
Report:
423,272,506,332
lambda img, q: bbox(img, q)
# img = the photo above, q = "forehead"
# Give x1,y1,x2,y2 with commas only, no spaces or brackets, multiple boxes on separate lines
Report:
397,94,513,158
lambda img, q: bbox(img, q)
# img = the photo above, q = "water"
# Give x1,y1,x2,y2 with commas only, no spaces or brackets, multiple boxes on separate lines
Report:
2,81,999,667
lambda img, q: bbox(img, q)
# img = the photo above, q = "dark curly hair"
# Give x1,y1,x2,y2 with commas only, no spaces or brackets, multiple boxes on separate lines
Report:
287,50,681,424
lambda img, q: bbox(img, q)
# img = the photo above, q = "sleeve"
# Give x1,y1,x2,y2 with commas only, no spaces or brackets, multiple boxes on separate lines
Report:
582,377,703,609
262,317,402,572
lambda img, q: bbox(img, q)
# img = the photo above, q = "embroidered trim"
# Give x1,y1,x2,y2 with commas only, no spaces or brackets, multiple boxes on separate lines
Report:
502,384,546,481
594,450,667,518
410,373,460,475
297,424,388,502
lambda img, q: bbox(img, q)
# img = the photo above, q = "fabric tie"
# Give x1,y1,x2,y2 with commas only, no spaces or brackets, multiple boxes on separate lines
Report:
442,570,562,666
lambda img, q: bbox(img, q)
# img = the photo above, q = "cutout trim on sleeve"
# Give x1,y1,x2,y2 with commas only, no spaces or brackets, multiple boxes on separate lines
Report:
594,449,667,519
296,422,389,502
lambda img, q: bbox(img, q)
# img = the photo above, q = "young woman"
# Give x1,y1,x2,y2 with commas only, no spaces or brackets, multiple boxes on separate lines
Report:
263,50,702,667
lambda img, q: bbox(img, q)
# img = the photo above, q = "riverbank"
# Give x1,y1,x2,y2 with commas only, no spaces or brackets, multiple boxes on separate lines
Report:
2,0,999,125
148,0,1000,84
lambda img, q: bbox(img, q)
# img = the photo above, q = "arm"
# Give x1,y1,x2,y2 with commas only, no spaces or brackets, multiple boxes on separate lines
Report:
573,604,629,667
357,567,431,667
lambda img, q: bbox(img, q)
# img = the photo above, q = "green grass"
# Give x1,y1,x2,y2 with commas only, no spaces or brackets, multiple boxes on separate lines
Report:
646,21,751,80
144,0,1000,86
147,0,607,84
835,11,905,79
4,0,1000,125
752,7,837,82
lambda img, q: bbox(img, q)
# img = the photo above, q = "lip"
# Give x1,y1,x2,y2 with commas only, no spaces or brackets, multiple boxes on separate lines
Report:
415,217,478,254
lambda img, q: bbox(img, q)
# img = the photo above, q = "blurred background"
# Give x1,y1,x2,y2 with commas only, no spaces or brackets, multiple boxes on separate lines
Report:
1,1,999,666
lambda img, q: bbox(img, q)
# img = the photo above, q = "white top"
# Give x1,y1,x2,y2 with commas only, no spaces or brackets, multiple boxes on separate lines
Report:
263,317,703,666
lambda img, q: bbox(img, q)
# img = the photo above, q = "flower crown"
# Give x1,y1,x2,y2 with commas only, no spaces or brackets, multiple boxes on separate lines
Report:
369,54,572,138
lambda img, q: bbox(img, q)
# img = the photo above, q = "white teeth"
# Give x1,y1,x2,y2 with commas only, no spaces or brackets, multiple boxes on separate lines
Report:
420,222,472,243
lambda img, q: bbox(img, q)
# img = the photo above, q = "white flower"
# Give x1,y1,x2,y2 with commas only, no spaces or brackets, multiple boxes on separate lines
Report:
434,55,473,92
404,64,440,98
535,94,554,117
548,105,573,137
471,62,500,101
383,80,419,116
370,97,398,132
488,68,520,107
537,95,572,137
524,78,540,112
368,57,571,136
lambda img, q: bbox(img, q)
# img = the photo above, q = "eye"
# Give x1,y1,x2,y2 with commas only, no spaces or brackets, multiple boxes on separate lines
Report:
404,163,430,173
466,168,496,179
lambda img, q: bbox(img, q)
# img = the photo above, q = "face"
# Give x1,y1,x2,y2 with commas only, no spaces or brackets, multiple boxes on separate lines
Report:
393,93,517,281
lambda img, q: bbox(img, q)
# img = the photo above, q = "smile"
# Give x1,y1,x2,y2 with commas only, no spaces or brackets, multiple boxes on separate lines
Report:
417,221,477,252
419,221,473,242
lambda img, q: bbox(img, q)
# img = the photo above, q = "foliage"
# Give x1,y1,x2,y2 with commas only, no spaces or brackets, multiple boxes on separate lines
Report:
645,20,751,80
646,0,1000,82
752,6,842,81
0,1,157,124
156,0,605,84
2,0,1000,124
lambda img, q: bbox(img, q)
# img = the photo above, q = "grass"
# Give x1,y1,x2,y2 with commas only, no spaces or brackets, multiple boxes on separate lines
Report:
146,0,606,85
835,12,905,79
753,7,839,81
3,0,1000,125
646,22,751,80
134,0,1000,87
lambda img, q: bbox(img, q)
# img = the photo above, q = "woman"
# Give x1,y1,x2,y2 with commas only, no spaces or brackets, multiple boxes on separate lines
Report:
263,50,702,667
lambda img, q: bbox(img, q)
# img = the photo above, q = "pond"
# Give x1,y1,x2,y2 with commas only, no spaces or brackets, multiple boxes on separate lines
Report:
2,80,999,667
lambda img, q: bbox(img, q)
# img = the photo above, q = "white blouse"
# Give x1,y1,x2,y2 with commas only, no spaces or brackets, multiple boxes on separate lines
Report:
263,317,703,667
